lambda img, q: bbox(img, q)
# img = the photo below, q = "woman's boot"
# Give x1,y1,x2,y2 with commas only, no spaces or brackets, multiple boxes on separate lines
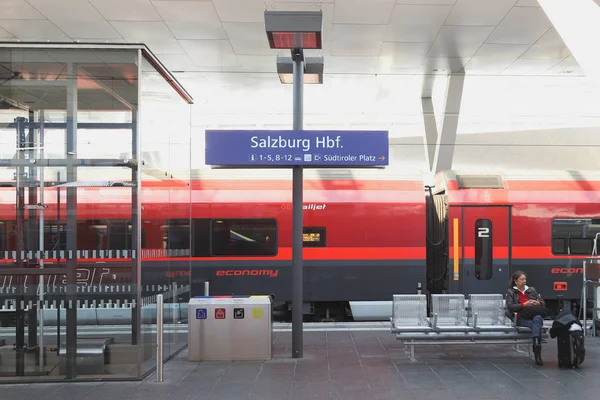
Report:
532,338,543,366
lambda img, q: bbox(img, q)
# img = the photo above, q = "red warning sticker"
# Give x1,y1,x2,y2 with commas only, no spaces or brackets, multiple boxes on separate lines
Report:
554,282,567,291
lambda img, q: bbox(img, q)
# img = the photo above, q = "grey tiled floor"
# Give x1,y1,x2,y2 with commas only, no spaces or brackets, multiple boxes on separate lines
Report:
2,329,600,400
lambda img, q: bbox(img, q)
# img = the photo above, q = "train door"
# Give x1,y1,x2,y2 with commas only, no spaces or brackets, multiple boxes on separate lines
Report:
450,205,512,295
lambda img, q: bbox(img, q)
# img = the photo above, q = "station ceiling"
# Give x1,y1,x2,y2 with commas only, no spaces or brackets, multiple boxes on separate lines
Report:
1,0,600,172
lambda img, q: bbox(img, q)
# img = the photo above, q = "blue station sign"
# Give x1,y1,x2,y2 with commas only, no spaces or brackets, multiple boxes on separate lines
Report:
205,130,389,167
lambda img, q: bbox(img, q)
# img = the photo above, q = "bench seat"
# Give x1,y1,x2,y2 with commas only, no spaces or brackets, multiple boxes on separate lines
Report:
391,293,548,361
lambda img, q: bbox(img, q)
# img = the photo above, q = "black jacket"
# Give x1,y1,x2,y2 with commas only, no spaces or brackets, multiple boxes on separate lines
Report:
505,286,545,320
550,309,581,338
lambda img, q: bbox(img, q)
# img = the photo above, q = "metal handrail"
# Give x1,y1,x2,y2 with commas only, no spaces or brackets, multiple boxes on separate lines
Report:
156,294,164,383
582,280,600,337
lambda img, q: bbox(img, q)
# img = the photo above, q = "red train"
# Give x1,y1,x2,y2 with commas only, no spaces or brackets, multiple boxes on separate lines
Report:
1,168,598,321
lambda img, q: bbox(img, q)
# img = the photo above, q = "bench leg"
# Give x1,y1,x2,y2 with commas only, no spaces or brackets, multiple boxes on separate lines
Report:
409,343,416,362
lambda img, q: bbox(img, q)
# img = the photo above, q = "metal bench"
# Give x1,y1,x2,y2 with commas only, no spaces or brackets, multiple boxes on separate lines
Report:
58,337,114,375
391,294,547,361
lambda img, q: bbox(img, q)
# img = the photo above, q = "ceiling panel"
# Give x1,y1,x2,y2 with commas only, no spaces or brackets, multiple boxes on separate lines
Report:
333,0,395,24
396,0,457,4
515,0,540,6
427,26,495,58
90,0,161,21
0,26,15,39
501,58,561,75
472,43,529,58
0,0,46,19
465,44,528,74
153,1,227,40
26,0,122,39
332,24,387,43
53,19,121,39
154,54,198,72
28,0,103,20
545,56,583,76
0,19,70,41
213,0,265,23
154,0,219,22
227,55,278,73
222,22,273,55
111,21,184,54
331,24,386,56
420,57,468,73
486,6,552,45
179,39,238,67
465,57,514,75
445,0,516,26
332,41,382,57
326,56,380,74
379,42,431,68
386,5,452,42
520,28,570,60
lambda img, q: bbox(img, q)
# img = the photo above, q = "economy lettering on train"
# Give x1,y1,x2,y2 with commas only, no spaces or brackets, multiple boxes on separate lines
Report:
551,268,583,274
216,269,279,278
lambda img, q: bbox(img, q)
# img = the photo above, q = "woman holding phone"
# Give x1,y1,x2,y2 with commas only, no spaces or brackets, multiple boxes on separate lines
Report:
505,271,547,366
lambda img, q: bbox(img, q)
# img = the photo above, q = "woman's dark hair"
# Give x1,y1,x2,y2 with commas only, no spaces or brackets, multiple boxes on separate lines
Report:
509,270,526,287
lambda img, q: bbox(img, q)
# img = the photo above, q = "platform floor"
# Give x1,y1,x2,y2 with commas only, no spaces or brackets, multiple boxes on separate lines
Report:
2,327,599,400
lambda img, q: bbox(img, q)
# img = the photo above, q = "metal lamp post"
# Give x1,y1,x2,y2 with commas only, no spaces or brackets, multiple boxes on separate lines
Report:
265,10,324,359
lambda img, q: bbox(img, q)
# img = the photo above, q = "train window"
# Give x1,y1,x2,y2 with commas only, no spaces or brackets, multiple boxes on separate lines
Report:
552,218,600,255
0,221,10,252
191,219,211,257
303,227,326,247
210,219,277,256
474,219,493,280
552,238,566,255
78,219,146,252
165,219,190,257
44,223,67,251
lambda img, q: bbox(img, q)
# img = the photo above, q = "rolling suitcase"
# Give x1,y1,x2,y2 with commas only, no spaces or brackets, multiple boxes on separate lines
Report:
551,309,586,369
556,328,585,369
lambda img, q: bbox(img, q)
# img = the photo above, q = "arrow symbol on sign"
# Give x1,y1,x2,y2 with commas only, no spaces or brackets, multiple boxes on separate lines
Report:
379,156,385,161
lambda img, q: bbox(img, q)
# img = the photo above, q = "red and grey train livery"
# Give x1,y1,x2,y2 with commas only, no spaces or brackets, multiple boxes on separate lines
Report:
1,168,598,321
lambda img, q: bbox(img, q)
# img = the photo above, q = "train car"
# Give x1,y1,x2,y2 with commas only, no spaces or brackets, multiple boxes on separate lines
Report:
2,168,600,323
429,170,600,313
0,168,428,322
141,168,428,321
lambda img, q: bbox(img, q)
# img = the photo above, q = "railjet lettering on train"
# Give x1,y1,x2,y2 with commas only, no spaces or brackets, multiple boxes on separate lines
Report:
249,135,342,152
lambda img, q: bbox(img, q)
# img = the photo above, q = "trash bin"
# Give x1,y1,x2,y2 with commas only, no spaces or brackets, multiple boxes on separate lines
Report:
188,295,272,361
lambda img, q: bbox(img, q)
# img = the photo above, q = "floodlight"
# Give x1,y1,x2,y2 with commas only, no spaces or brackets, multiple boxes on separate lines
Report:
265,10,323,50
277,56,324,84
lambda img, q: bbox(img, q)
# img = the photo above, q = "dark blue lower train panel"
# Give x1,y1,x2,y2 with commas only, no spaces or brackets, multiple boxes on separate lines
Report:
448,257,588,303
140,259,426,302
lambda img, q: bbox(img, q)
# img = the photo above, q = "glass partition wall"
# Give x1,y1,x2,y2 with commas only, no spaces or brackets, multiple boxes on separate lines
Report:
0,43,192,383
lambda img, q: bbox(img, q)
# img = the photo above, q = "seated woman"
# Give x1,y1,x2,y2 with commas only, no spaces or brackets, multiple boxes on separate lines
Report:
505,271,546,366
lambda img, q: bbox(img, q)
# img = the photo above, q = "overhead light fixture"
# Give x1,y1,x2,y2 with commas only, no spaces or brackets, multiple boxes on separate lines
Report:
277,56,324,84
265,10,323,50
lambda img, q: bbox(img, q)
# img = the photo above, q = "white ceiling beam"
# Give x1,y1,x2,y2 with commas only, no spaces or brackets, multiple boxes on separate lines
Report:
421,97,438,172
430,73,465,174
